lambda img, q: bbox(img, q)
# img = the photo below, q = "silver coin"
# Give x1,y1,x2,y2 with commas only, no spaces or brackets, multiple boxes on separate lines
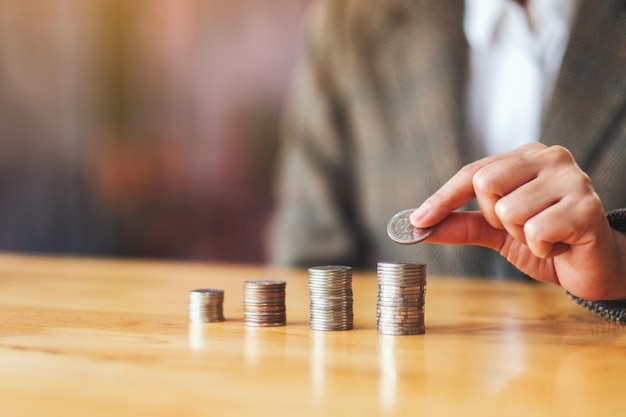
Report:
244,322,286,327
377,312,424,320
244,280,286,286
387,209,434,245
378,260,427,269
189,288,224,299
378,287,426,294
377,327,425,336
310,324,353,331
310,308,353,315
308,265,352,274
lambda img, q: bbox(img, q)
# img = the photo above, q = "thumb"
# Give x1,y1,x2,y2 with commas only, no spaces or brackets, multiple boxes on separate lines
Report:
420,211,506,250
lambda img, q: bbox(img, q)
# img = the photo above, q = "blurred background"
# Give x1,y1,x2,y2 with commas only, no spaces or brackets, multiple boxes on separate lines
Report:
0,0,310,263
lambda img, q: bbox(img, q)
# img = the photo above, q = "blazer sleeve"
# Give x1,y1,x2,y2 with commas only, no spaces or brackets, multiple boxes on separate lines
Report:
568,208,626,322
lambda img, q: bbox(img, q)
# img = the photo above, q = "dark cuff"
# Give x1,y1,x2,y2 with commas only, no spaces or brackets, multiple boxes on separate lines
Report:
567,208,626,322
607,208,626,233
568,293,626,322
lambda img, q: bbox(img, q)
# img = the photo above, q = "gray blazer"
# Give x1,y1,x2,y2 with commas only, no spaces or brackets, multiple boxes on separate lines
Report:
270,0,626,281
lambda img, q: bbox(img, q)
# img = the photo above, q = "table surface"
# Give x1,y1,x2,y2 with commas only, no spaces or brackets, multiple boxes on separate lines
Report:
1,253,625,417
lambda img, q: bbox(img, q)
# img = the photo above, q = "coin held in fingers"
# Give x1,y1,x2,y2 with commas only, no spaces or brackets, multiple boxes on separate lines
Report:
387,208,435,245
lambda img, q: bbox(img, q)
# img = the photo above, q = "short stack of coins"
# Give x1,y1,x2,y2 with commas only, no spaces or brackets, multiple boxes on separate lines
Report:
308,265,354,331
377,261,426,335
188,289,225,323
243,280,287,327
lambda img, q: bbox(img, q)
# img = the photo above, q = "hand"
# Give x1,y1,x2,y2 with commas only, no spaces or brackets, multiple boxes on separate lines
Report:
410,143,626,300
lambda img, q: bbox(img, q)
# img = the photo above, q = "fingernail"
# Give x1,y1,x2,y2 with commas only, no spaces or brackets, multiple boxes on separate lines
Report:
410,203,430,226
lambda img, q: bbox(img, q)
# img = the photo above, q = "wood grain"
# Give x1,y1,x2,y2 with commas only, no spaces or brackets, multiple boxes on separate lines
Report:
1,253,624,416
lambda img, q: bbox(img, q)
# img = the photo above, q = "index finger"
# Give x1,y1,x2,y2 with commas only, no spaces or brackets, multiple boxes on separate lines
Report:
409,144,543,228
409,159,487,227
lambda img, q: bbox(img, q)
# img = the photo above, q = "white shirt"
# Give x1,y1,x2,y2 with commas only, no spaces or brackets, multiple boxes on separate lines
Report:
464,0,579,157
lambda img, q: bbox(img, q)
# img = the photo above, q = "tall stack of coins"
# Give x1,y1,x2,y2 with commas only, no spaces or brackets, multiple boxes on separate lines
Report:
243,280,287,327
308,265,354,331
377,261,426,335
188,289,225,323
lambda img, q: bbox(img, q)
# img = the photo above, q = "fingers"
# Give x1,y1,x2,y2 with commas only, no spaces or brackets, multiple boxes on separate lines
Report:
485,156,569,245
473,155,542,233
522,193,604,257
411,143,600,259
411,143,544,228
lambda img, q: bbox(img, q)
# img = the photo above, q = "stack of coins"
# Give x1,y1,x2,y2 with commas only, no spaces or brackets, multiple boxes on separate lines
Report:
377,261,426,335
243,280,287,327
308,265,354,331
188,289,225,323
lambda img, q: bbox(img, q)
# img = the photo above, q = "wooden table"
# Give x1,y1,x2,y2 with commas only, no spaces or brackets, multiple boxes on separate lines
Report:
1,253,625,416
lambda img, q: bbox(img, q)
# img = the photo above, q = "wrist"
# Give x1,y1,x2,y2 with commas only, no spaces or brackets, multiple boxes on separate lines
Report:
608,209,626,299
565,209,626,321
